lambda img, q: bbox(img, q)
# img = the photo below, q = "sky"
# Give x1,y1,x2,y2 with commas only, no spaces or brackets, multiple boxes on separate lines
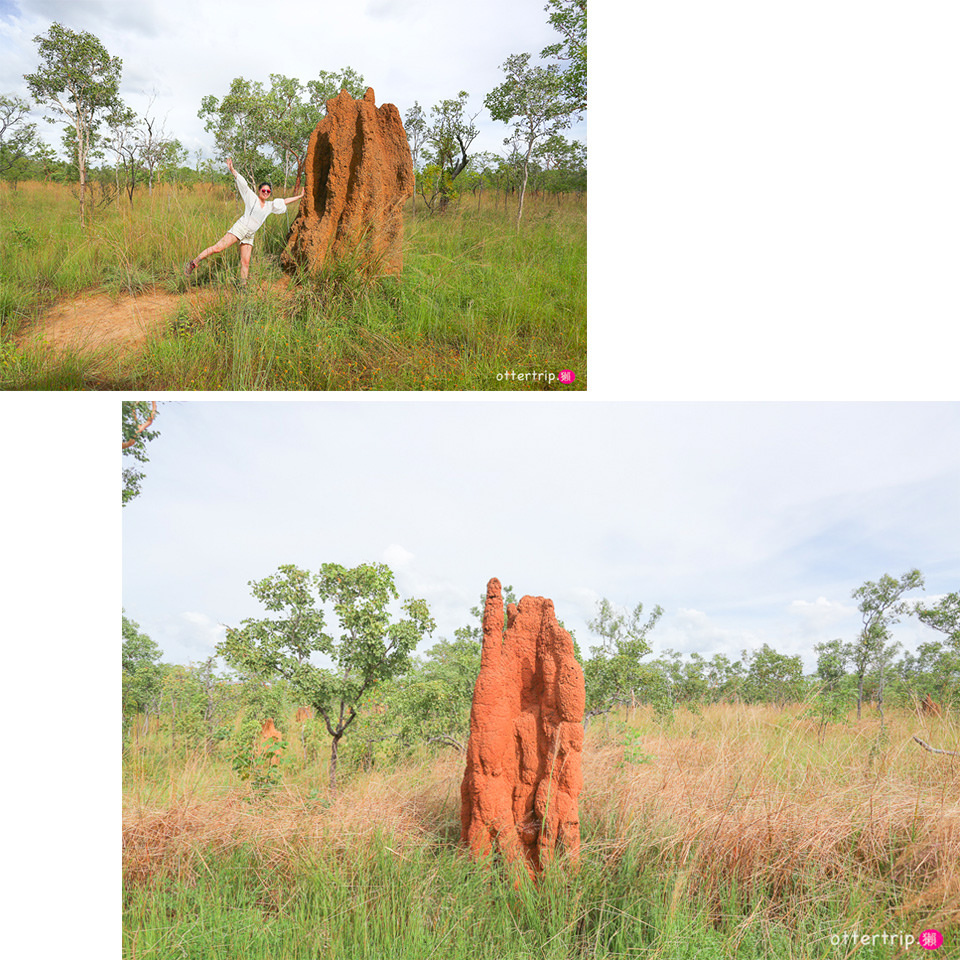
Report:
120,400,960,674
0,0,582,162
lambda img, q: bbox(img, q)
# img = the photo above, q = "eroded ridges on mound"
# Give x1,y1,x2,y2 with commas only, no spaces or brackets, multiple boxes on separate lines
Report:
280,88,414,277
460,577,585,879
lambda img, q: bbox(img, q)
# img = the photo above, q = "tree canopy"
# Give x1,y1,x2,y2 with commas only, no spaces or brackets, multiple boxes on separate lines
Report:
25,22,123,223
217,562,435,789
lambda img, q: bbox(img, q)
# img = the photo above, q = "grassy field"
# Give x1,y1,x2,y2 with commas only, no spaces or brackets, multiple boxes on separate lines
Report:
0,181,586,391
122,703,960,958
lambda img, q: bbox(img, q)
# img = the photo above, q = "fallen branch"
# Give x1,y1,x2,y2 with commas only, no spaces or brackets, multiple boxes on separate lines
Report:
912,735,960,757
427,735,465,753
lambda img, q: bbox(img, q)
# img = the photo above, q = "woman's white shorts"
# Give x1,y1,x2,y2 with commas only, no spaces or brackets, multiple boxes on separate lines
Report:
227,216,258,246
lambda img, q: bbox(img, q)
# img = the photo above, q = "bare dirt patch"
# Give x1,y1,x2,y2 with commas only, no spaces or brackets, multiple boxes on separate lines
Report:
15,284,221,357
15,277,295,363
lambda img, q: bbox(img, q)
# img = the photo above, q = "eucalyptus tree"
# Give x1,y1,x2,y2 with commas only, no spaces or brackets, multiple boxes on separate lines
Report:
218,562,435,790
25,22,123,224
850,569,925,719
404,101,427,212
0,94,39,186
542,0,587,113
485,53,572,228
199,76,270,185
914,591,960,649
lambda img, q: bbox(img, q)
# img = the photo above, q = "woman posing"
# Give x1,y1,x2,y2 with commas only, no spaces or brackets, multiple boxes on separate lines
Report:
185,158,303,285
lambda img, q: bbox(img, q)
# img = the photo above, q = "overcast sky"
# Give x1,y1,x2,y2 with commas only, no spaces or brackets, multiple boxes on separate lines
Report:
119,400,960,673
0,0,582,161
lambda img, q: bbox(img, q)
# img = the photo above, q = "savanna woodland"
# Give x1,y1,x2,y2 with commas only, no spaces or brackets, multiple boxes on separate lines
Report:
1,1,586,390
122,410,960,958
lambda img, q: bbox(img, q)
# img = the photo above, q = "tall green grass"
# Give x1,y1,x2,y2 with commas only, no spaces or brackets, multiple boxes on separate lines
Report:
123,704,960,958
0,181,586,390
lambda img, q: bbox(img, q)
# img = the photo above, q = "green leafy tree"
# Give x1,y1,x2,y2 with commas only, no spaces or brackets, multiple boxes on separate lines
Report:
199,68,365,189
122,401,159,506
390,634,481,751
914,591,960,649
122,613,164,735
541,0,587,113
0,94,39,187
583,597,663,719
218,562,435,790
24,22,123,224
705,652,744,703
199,76,270,185
404,101,427,213
742,643,805,707
807,639,853,741
850,569,925,719
485,53,572,228
419,92,479,212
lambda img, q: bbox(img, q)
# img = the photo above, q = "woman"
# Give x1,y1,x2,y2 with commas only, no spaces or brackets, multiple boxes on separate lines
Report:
185,158,304,284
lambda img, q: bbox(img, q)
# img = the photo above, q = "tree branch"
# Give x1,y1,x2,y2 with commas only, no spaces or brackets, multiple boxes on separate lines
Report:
121,401,158,449
912,736,960,757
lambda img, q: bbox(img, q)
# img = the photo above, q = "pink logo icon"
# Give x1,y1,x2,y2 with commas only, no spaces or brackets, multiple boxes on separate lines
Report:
558,369,576,384
920,929,943,950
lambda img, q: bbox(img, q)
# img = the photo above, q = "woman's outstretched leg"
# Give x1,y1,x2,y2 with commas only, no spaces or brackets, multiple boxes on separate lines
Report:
186,233,238,275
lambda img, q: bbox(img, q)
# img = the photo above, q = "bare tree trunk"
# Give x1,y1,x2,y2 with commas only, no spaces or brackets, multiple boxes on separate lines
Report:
329,734,341,791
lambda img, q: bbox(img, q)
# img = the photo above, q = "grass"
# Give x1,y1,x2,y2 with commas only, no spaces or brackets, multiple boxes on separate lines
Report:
122,703,960,958
0,181,586,390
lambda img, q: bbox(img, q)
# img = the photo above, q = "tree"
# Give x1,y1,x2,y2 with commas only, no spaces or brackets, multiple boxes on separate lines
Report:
583,597,663,719
122,401,159,506
808,639,854,741
199,76,269,185
24,23,123,224
850,569,925,719
391,634,482,750
541,0,587,114
420,91,479,212
103,101,138,202
137,92,185,194
0,94,39,187
199,68,365,189
914,591,960,649
485,53,571,228
218,562,435,790
122,613,164,734
742,643,805,707
404,101,427,213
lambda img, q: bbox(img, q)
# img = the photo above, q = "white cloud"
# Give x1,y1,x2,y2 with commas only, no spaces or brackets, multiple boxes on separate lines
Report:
788,596,855,630
382,543,415,568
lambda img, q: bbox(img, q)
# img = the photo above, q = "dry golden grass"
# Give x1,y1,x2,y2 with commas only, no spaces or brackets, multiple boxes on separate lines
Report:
123,703,960,931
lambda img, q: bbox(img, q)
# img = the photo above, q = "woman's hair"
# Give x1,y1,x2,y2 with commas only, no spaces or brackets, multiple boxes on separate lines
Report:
258,181,273,192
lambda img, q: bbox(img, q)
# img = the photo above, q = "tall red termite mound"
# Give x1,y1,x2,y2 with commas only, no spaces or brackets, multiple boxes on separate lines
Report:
295,706,314,722
280,87,414,277
460,578,585,880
